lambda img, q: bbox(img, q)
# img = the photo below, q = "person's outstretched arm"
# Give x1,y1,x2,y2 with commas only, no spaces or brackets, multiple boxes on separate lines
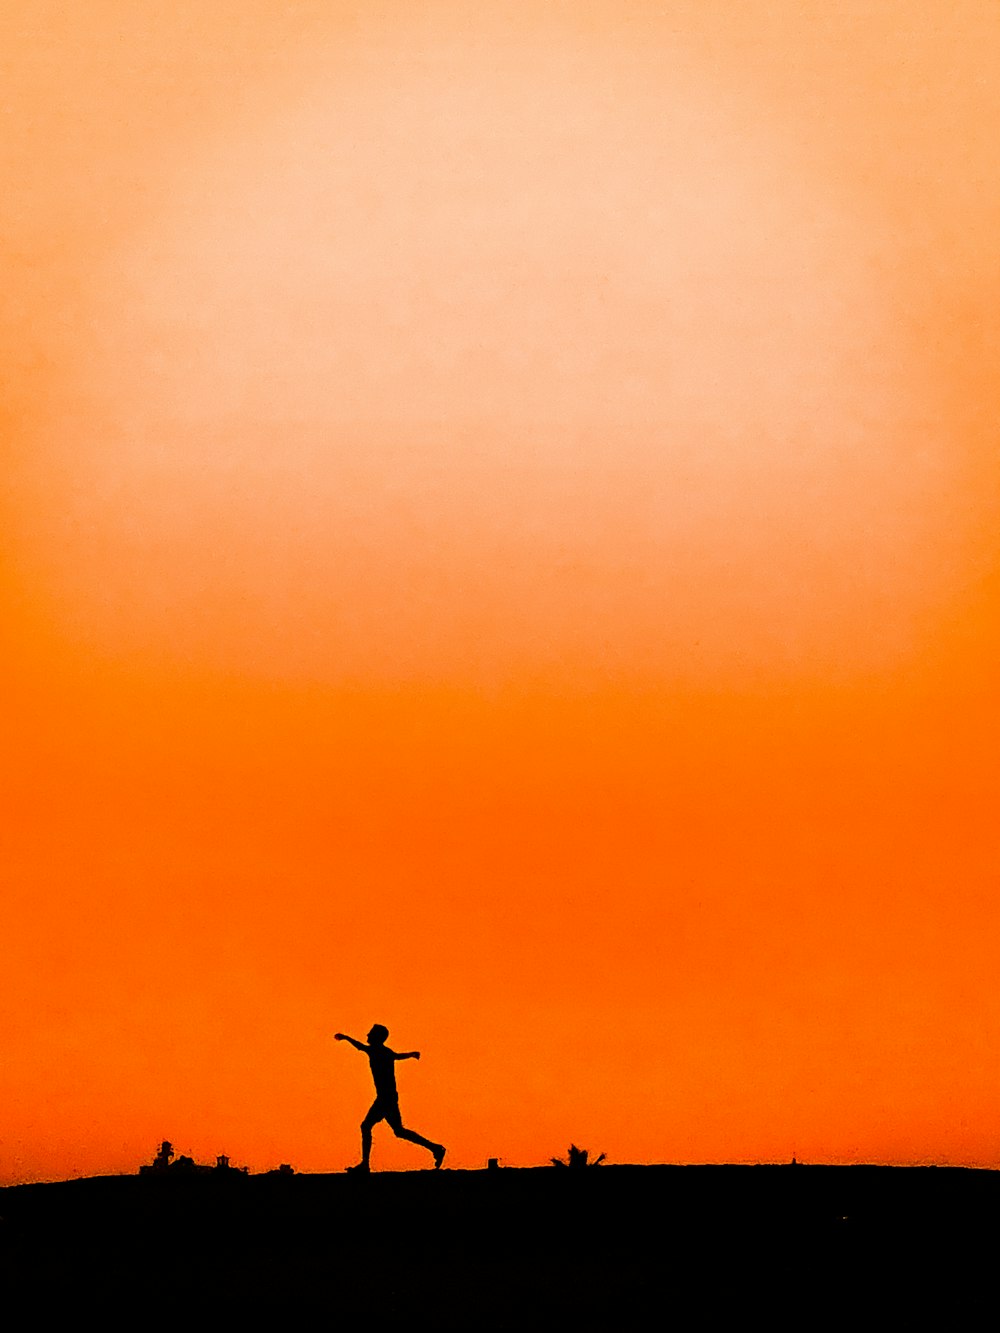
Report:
394,1050,420,1061
334,1033,369,1053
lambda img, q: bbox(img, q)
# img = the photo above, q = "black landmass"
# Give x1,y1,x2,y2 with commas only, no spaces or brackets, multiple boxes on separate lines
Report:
2,1165,995,1325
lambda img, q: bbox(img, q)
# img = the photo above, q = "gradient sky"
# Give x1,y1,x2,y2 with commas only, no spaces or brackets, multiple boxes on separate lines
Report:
3,1,999,1182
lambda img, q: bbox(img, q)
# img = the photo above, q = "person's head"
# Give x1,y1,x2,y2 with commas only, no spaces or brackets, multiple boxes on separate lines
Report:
367,1024,389,1046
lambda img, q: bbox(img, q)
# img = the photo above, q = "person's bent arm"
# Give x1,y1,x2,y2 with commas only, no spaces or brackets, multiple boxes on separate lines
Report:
334,1033,369,1053
395,1050,420,1060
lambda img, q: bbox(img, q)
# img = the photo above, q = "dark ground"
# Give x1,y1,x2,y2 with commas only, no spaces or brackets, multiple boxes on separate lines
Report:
2,1165,997,1326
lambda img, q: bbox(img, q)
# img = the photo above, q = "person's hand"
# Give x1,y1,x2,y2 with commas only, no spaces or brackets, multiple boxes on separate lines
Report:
414,1051,421,1060
334,1033,345,1041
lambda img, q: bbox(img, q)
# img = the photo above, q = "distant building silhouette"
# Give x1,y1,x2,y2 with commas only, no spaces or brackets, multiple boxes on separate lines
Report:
139,1141,175,1174
139,1142,245,1177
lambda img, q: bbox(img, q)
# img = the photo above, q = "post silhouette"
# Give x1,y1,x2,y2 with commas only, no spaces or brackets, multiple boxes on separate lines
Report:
335,1024,445,1172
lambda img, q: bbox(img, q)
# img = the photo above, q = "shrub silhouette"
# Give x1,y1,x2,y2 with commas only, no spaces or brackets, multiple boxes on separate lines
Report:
551,1144,606,1168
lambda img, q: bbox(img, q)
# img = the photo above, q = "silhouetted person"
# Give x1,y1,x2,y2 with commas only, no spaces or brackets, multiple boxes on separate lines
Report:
335,1024,445,1172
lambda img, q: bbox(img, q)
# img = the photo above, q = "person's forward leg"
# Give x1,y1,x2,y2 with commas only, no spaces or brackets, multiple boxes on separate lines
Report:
350,1104,381,1172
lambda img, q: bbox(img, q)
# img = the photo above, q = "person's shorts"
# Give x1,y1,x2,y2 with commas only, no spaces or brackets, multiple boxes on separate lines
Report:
363,1096,403,1130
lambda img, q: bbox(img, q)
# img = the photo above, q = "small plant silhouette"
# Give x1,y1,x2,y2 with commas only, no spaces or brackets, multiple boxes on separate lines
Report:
551,1143,606,1168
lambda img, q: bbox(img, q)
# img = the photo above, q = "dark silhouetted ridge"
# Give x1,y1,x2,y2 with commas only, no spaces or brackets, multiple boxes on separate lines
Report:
2,1165,996,1324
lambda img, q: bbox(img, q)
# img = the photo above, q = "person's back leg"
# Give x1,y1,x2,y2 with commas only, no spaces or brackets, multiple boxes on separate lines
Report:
386,1104,445,1167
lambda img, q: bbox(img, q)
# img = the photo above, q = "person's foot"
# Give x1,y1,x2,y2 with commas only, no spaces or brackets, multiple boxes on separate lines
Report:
346,1162,370,1174
432,1145,446,1170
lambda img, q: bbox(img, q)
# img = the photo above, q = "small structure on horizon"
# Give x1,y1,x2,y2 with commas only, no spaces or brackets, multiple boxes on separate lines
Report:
139,1141,175,1174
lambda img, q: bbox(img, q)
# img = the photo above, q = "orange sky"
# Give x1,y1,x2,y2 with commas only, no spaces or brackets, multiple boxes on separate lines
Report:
3,1,999,1182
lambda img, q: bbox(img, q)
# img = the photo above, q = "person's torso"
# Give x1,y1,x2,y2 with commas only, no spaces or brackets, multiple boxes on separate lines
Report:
368,1047,397,1098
